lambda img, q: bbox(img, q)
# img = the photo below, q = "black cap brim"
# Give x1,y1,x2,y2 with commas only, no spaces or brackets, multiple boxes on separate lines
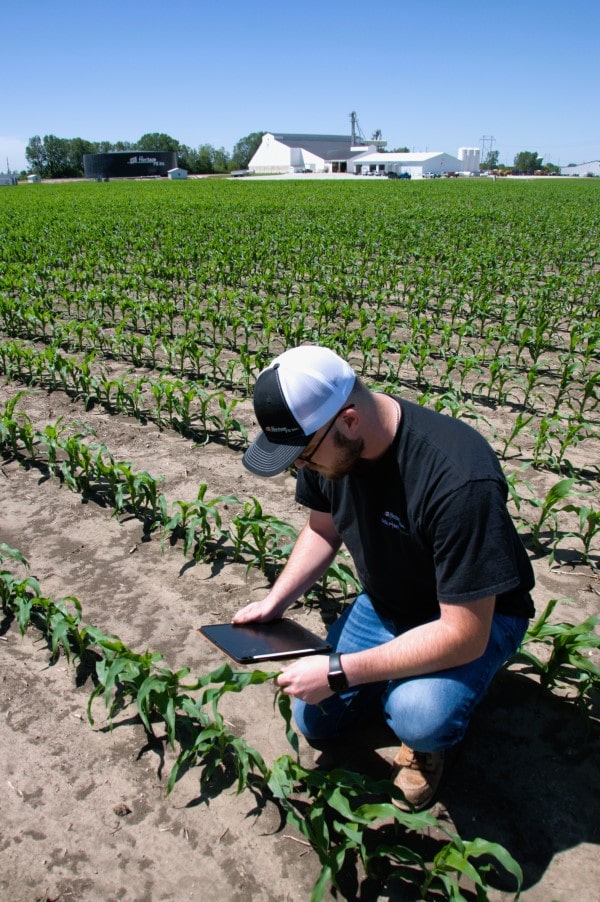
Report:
242,431,311,477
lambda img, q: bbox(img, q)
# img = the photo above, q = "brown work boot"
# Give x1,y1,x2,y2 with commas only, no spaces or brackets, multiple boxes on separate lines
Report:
391,744,444,811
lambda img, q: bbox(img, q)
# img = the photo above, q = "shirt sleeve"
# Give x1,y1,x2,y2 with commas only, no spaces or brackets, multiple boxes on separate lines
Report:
431,478,524,603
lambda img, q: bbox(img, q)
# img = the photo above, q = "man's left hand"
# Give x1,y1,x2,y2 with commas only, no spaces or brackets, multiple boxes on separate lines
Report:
276,655,333,705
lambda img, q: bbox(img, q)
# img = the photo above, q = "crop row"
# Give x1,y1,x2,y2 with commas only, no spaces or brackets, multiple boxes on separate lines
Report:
2,394,597,595
2,541,596,899
0,328,597,487
0,396,359,600
0,340,249,444
1,285,598,422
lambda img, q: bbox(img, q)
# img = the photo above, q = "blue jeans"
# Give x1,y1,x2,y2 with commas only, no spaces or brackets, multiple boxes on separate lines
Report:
293,593,528,752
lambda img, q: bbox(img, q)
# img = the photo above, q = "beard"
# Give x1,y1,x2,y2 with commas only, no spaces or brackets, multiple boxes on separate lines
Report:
316,430,365,480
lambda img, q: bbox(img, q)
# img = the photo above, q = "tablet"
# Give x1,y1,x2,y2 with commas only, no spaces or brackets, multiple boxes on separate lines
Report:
198,619,331,664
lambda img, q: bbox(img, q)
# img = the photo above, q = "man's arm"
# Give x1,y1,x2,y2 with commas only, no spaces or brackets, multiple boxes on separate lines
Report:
232,509,342,624
277,596,496,704
342,595,495,682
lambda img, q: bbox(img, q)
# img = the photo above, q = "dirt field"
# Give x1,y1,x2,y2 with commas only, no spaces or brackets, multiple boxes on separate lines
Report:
1,379,599,902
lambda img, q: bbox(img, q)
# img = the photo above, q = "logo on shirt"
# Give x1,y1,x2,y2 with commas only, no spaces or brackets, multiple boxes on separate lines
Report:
381,510,409,534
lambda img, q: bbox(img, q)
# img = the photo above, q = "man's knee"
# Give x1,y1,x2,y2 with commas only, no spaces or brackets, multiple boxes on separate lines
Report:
384,679,470,751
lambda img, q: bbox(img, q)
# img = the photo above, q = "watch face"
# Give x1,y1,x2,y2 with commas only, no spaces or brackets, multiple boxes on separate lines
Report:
328,667,348,693
328,652,348,692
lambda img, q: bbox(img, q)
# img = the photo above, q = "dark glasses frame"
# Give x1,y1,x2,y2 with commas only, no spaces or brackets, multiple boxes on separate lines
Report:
296,405,355,465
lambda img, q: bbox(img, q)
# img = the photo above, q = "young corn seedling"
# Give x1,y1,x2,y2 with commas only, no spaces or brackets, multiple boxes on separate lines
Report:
162,484,240,561
167,664,276,795
560,500,600,564
230,497,298,577
527,477,583,554
0,544,42,634
87,641,165,726
513,598,599,721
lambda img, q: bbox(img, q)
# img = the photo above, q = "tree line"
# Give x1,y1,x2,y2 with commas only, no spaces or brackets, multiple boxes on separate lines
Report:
24,131,265,179
23,132,563,179
482,149,560,175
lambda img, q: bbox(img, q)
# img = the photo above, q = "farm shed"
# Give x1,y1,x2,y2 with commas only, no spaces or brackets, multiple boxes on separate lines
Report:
249,133,370,174
350,150,464,179
560,160,600,177
168,167,188,180
0,172,18,186
27,174,41,183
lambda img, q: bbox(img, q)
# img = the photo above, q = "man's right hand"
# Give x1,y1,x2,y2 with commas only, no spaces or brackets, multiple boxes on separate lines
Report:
231,596,286,624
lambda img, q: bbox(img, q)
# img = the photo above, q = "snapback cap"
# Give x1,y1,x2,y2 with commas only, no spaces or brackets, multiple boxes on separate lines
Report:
243,346,356,477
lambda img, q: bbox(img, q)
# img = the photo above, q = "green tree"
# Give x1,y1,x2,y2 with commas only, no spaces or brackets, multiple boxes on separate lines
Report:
389,146,410,153
231,131,265,169
482,149,499,169
42,135,74,178
136,132,180,153
196,144,215,174
25,135,45,174
68,137,97,176
177,144,197,172
513,150,543,174
212,146,230,173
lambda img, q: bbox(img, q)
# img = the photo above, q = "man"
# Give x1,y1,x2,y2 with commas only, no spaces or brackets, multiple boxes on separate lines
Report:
234,345,534,809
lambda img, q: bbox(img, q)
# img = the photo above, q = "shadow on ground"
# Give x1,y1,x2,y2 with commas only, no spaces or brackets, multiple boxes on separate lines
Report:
311,667,599,898
440,668,599,893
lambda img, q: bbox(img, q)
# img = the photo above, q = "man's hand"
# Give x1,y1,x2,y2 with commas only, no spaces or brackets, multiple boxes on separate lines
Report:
276,655,334,705
232,597,285,624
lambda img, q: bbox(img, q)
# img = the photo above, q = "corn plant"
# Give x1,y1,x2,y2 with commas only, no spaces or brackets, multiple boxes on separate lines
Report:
266,755,523,902
161,484,240,560
526,477,582,553
230,496,298,576
559,500,600,564
513,598,599,722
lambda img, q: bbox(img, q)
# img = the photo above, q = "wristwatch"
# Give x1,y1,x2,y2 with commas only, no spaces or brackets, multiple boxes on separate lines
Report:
327,652,349,693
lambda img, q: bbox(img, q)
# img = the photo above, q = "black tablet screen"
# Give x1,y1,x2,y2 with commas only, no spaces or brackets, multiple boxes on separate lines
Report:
199,619,331,664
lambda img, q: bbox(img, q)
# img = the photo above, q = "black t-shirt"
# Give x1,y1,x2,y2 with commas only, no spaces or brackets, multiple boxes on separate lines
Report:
295,397,535,627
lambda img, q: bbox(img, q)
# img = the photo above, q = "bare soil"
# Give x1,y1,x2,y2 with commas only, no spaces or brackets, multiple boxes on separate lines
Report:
1,381,598,902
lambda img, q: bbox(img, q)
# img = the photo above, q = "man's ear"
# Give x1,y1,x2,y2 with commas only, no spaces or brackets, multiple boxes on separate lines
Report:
338,406,359,435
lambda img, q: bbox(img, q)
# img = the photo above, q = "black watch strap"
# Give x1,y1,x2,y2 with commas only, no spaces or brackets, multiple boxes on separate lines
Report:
327,652,349,693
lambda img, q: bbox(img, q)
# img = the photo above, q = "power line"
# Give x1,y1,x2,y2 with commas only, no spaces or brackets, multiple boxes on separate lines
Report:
479,135,495,162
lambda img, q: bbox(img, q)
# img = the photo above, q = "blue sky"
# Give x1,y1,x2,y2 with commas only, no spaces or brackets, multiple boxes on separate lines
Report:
2,0,598,172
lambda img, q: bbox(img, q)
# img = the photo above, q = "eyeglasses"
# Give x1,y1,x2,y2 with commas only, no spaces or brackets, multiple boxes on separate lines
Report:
296,405,355,465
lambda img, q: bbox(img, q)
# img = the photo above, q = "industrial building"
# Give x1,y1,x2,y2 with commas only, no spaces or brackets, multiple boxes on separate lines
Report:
249,133,363,174
560,160,600,177
0,170,18,186
248,133,480,178
83,151,178,179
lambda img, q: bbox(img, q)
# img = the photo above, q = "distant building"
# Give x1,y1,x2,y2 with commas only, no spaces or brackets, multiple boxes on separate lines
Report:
168,167,188,180
349,150,465,178
249,133,369,174
27,173,41,183
0,171,18,186
560,161,600,177
83,151,177,179
249,132,479,178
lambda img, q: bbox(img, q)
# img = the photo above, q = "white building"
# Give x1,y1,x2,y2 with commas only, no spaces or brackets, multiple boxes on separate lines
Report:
249,133,370,174
168,167,188,180
349,150,465,178
249,132,479,178
560,161,600,177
